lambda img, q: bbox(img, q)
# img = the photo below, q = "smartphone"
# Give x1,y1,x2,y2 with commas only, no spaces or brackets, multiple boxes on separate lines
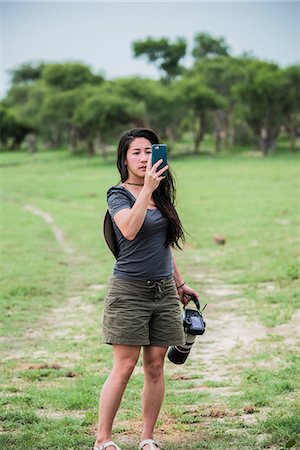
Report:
152,144,168,176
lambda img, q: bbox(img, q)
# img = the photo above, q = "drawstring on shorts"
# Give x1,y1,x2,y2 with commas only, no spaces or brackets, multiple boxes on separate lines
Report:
146,279,164,297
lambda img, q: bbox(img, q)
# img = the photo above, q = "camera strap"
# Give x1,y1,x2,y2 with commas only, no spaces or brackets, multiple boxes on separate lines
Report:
183,295,207,314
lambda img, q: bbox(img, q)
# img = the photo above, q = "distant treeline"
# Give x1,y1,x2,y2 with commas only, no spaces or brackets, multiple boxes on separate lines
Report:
1,32,299,156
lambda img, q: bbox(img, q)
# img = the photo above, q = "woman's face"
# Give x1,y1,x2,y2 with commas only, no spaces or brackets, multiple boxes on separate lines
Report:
125,137,152,179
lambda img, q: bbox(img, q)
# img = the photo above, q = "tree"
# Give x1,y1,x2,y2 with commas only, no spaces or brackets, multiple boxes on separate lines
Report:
3,62,106,150
191,56,248,152
2,82,48,149
178,75,224,153
73,85,146,155
132,37,187,81
113,77,185,142
39,88,86,149
235,60,288,155
282,65,300,152
192,32,230,59
42,62,104,91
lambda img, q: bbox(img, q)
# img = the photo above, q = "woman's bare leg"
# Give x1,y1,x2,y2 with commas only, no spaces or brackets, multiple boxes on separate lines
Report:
94,344,141,449
141,346,167,450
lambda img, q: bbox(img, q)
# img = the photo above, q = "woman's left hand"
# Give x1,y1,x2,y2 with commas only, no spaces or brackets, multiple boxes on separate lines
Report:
177,283,200,306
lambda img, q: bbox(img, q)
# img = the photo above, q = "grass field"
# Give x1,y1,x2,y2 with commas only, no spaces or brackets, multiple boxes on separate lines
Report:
0,147,299,450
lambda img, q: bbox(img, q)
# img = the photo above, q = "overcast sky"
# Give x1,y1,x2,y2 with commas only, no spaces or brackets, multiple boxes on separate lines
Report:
1,1,299,98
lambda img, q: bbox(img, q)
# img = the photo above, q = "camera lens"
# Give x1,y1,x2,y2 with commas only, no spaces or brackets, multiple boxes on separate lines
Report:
167,333,196,365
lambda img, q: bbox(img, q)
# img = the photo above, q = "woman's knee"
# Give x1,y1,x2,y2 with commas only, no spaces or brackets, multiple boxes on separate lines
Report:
111,345,140,384
112,359,137,384
143,358,164,382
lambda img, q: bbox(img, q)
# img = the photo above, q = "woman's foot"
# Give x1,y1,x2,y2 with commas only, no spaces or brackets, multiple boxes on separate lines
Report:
139,439,161,450
140,446,161,450
94,440,121,450
94,444,116,450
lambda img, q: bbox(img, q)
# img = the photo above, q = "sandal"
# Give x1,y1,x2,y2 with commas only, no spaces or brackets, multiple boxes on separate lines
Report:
94,441,122,450
139,439,161,450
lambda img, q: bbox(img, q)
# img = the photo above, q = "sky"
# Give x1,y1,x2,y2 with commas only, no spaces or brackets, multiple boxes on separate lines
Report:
1,1,299,98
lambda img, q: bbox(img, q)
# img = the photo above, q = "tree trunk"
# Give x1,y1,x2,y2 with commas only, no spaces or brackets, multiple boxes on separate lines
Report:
259,127,269,156
215,128,221,153
268,126,280,153
87,139,95,156
101,142,108,160
259,130,279,156
27,133,37,153
270,137,277,152
223,109,233,149
50,127,61,149
258,136,268,156
194,111,206,153
226,127,235,148
69,127,78,152
165,126,176,143
214,110,227,153
288,121,297,152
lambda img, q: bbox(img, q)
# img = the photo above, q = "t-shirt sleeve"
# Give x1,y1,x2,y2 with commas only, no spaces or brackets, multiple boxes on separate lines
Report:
107,187,132,219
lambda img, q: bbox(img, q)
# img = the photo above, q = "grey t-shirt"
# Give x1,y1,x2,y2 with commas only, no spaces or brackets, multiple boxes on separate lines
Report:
107,185,173,280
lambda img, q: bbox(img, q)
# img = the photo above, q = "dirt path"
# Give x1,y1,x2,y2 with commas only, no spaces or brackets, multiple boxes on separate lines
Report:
1,205,97,363
173,277,300,384
23,204,75,255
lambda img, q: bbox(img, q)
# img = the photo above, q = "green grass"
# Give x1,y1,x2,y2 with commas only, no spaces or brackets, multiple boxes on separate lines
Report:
0,146,299,449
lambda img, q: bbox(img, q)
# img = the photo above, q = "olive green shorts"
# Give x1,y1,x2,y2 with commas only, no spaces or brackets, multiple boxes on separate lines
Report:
103,275,185,347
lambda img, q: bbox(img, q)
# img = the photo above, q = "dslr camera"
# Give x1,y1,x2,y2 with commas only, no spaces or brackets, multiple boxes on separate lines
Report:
183,296,206,335
167,295,206,365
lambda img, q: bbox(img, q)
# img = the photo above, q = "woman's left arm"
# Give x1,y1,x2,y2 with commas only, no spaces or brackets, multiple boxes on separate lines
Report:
172,255,200,305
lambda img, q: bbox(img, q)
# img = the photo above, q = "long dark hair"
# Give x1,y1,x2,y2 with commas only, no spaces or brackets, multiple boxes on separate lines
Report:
116,128,185,249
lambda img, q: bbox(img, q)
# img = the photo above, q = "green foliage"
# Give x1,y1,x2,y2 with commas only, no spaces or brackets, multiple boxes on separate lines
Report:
3,83,49,132
192,56,247,97
179,75,224,110
42,62,104,90
10,61,46,85
177,74,224,151
114,77,185,140
0,104,32,149
2,33,300,155
192,32,230,59
39,88,86,146
73,83,146,143
234,60,299,154
283,65,300,112
133,36,187,79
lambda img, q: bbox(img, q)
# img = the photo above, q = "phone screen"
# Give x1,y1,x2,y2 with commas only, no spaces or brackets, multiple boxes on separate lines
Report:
152,144,168,175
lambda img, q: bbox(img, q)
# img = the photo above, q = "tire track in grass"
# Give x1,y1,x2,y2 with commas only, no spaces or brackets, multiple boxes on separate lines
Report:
2,205,101,365
23,204,75,255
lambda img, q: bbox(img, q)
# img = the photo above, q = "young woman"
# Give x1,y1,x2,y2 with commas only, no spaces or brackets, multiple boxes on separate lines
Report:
94,128,199,450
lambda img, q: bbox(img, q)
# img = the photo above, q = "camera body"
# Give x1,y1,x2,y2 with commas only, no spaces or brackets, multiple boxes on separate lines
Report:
183,308,206,336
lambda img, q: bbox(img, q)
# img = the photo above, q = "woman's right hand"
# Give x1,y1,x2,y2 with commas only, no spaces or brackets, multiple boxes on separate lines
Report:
143,157,168,193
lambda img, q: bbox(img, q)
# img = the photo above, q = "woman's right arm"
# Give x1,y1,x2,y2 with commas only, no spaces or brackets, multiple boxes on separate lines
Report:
113,158,168,240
